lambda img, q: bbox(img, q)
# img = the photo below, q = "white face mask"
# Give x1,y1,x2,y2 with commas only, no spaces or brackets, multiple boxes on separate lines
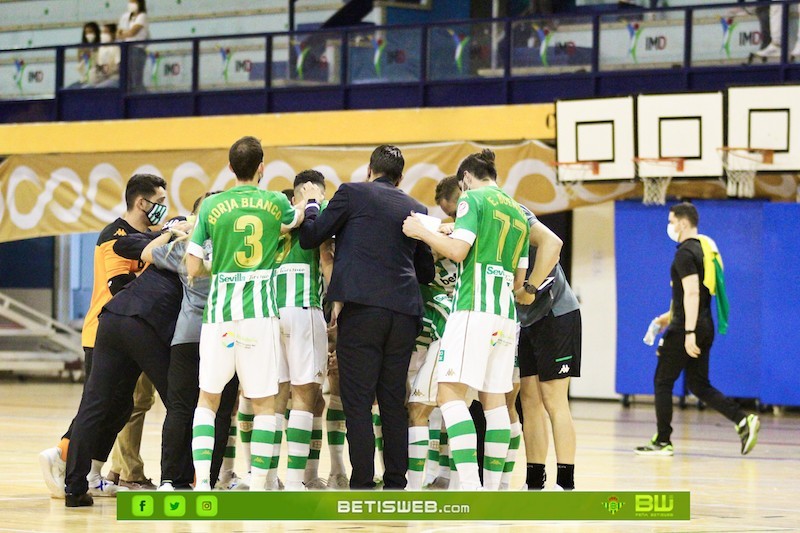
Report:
85,33,97,43
128,2,138,14
667,222,680,242
100,32,112,43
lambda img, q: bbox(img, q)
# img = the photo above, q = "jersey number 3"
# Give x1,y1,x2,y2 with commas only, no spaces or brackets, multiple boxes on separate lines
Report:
234,215,264,268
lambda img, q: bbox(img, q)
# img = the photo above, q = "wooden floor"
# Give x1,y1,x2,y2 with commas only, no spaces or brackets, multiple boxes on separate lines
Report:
1,380,799,532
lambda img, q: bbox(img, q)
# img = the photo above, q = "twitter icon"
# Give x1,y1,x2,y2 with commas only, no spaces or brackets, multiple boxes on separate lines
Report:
164,495,186,517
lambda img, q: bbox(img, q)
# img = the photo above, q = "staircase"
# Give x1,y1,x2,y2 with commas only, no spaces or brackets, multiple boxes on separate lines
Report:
0,291,83,379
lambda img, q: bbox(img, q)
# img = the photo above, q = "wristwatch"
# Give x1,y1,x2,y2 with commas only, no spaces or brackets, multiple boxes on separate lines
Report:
523,282,537,295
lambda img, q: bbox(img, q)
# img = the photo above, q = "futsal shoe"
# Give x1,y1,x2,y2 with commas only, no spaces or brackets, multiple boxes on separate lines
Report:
215,472,244,490
232,473,250,491
754,43,781,58
424,476,450,490
120,478,157,490
157,482,175,491
38,447,66,499
304,477,329,490
737,414,761,455
195,480,212,491
88,476,128,497
327,473,349,490
635,435,674,456
65,492,93,508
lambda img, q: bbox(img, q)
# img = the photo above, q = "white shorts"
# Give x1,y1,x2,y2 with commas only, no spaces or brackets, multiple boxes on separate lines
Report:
278,307,327,386
199,317,281,399
437,311,517,394
409,339,440,405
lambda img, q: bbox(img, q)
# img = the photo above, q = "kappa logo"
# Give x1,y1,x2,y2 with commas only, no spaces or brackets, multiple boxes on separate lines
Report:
253,456,266,465
489,459,502,467
113,228,127,237
558,364,570,375
446,369,456,377
412,389,424,397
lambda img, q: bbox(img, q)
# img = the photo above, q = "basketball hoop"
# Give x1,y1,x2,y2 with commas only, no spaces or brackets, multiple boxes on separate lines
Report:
633,157,685,206
717,147,773,198
552,161,600,200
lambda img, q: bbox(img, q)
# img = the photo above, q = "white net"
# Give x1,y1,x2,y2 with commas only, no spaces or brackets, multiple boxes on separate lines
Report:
719,148,762,198
554,162,597,200
634,159,682,205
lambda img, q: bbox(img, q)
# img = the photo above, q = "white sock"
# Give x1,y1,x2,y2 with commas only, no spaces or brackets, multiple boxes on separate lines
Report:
440,400,481,490
191,407,216,487
237,395,254,472
482,406,511,491
424,408,442,486
407,426,428,490
87,459,104,485
500,421,523,489
305,415,323,483
250,414,276,491
266,412,284,487
327,395,346,477
285,410,313,489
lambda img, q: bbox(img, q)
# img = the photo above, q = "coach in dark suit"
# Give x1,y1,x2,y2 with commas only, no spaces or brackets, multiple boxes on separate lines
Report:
298,145,435,489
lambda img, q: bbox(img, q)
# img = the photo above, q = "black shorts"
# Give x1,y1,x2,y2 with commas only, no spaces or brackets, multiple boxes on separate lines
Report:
518,309,582,381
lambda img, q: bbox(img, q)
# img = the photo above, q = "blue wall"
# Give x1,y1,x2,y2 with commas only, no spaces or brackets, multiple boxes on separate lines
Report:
615,200,770,401
0,237,54,289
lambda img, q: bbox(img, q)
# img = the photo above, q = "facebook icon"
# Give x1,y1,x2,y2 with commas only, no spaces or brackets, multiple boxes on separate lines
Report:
132,495,154,517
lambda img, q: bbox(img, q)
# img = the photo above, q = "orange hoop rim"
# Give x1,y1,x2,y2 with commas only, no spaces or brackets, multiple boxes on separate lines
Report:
717,147,774,164
633,157,685,172
551,160,600,175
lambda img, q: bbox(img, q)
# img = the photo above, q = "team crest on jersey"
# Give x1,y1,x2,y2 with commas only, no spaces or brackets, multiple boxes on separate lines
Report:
456,201,469,218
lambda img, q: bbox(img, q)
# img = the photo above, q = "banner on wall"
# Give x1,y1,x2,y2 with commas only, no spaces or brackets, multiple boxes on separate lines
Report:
0,141,640,243
3,139,796,243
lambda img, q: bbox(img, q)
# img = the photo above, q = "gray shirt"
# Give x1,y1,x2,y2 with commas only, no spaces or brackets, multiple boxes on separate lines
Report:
150,240,210,346
516,205,580,328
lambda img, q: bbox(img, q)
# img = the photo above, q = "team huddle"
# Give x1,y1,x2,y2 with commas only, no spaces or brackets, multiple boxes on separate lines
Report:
39,138,582,506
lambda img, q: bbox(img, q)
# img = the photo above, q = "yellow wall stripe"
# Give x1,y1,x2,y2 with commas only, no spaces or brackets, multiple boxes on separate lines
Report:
0,104,554,155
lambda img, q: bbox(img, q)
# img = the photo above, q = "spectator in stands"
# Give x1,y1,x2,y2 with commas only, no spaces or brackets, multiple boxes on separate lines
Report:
76,22,100,86
117,0,150,90
94,24,121,88
753,1,800,60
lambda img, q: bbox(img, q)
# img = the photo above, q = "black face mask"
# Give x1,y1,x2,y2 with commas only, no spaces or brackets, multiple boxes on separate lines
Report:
144,199,167,225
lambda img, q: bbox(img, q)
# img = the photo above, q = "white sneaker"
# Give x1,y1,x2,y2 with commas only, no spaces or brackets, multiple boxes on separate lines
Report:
88,476,127,497
284,481,307,491
157,482,174,492
790,41,800,60
265,477,284,491
38,447,65,499
232,473,250,491
327,473,349,490
215,472,243,491
755,43,781,58
304,477,328,490
195,481,212,491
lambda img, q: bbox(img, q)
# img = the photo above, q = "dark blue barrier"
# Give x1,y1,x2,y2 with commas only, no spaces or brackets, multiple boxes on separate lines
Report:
615,200,766,400
760,204,800,407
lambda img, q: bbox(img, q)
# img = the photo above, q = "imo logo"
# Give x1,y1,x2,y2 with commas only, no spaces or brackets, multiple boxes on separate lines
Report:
372,37,387,77
627,22,643,63
603,496,624,515
534,25,554,67
219,47,232,82
12,59,25,93
446,29,471,73
490,331,500,347
720,17,738,59
148,51,161,85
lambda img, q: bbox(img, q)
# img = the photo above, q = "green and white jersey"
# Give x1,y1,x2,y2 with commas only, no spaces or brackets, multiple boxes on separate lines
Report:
450,184,530,320
415,284,452,352
188,185,298,323
431,257,458,297
274,230,324,310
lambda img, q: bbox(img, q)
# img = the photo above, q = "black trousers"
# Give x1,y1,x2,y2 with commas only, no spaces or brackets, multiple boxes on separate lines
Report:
65,313,170,495
161,342,239,488
654,327,746,443
336,303,419,489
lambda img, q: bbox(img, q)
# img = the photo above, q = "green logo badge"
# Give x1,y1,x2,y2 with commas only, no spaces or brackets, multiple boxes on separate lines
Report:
603,496,624,515
132,495,154,517
164,495,186,517
197,495,218,517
